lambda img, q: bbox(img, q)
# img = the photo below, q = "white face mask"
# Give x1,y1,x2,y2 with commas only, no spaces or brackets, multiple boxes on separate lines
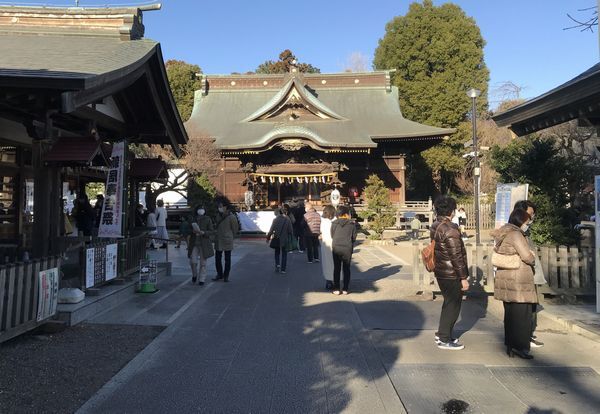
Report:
197,209,205,216
521,223,530,233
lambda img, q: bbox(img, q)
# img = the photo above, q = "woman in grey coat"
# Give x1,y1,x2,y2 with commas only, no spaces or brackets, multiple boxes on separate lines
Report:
267,208,293,274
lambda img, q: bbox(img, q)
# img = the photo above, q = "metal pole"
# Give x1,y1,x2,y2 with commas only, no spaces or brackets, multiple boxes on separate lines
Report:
472,97,481,245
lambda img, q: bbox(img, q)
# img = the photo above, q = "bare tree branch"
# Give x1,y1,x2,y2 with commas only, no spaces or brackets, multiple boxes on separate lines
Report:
565,6,598,32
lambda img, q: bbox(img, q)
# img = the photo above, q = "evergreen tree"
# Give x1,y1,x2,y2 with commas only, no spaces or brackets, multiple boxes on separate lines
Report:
489,137,586,245
373,1,489,194
165,60,202,122
187,174,218,217
359,175,396,240
374,0,489,127
256,50,320,74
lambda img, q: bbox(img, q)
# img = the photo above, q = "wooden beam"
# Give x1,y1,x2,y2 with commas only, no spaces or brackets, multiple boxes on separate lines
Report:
61,64,146,113
143,68,182,157
72,106,129,134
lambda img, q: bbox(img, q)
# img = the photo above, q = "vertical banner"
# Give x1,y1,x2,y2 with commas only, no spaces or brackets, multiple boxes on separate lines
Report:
37,268,59,322
99,141,125,238
494,183,529,228
86,248,95,288
595,176,600,313
105,243,118,281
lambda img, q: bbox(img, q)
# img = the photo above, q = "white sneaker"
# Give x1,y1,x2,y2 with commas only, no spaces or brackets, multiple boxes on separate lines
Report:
314,258,320,263
437,341,464,350
434,335,460,345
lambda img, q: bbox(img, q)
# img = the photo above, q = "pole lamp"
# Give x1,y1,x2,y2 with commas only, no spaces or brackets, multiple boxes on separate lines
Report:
467,88,481,245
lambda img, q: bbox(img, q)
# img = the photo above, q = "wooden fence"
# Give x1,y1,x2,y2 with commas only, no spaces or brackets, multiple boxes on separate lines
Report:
411,242,596,296
1,256,62,344
456,203,494,230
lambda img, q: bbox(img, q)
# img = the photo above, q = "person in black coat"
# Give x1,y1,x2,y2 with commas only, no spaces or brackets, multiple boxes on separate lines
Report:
331,205,357,295
291,199,306,252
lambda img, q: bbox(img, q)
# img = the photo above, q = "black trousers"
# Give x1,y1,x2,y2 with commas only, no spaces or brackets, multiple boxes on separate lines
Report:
333,252,351,291
215,250,231,280
504,302,533,352
274,247,287,271
305,235,320,261
531,303,538,338
436,278,463,343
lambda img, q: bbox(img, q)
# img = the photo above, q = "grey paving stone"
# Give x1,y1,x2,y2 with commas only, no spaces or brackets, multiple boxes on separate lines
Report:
489,366,600,413
387,364,527,413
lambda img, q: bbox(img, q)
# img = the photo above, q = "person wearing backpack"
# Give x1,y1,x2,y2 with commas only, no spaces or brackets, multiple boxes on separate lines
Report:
331,205,357,295
430,196,469,350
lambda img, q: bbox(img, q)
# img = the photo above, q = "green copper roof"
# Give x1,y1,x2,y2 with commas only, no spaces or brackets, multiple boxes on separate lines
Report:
186,75,454,150
0,33,158,89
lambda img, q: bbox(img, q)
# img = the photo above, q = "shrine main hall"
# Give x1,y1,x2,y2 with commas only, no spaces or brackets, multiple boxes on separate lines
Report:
186,68,453,207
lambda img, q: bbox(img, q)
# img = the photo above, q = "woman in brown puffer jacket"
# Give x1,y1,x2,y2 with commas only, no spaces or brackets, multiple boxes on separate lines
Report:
493,209,536,359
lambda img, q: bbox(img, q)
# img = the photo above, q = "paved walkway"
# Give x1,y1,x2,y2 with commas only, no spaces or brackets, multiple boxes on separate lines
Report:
78,241,600,413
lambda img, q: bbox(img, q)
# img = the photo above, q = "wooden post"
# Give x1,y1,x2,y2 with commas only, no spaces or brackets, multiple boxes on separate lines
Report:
14,264,24,326
476,244,484,285
558,246,569,289
0,267,6,330
570,246,581,289
581,247,591,289
5,266,16,329
22,261,32,322
548,246,558,288
412,242,420,286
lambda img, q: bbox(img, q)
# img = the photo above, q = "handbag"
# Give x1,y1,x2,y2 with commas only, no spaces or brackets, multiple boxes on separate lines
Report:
491,234,521,270
422,222,444,272
269,217,285,249
269,236,281,249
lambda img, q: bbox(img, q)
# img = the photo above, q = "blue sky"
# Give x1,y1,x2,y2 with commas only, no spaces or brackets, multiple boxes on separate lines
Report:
34,1,600,108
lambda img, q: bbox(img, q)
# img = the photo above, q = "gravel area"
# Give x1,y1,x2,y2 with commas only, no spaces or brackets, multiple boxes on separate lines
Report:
0,323,163,414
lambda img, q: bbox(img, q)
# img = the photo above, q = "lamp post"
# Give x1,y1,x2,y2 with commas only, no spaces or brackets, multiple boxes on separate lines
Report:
467,88,481,245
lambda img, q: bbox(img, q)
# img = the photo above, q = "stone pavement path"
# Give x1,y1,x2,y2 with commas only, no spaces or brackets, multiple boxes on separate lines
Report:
78,241,600,414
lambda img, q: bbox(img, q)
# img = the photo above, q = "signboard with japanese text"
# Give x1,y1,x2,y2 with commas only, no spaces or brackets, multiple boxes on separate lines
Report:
86,248,95,288
105,243,118,281
37,267,59,322
494,183,529,228
99,141,125,238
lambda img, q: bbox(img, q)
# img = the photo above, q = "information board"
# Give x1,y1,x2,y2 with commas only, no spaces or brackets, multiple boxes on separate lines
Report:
494,183,529,228
37,267,59,322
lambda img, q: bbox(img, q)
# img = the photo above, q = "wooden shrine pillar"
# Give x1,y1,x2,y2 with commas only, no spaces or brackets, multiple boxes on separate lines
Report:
383,155,406,205
32,140,61,257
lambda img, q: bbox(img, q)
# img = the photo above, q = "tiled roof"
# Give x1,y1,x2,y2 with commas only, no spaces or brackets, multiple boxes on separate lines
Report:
129,158,168,182
44,137,107,166
186,72,454,150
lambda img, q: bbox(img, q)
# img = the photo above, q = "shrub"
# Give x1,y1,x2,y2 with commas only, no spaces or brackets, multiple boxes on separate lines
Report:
358,174,396,240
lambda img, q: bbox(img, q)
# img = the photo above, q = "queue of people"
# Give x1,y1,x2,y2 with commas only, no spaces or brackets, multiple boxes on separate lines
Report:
266,201,357,295
429,195,544,359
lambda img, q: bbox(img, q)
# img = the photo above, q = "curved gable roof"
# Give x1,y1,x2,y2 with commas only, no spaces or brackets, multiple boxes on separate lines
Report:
187,72,454,150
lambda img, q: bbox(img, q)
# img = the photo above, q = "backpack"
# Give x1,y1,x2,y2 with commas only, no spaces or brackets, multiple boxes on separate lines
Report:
422,222,444,273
